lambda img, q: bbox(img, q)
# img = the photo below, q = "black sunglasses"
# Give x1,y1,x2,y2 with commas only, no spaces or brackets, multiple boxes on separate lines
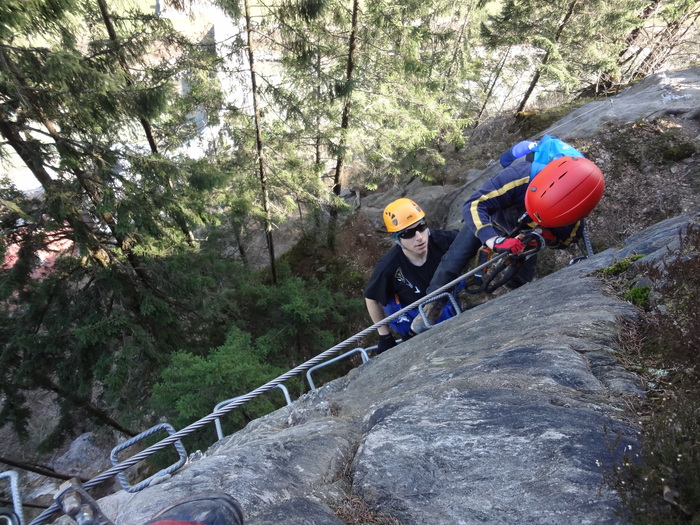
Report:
397,221,428,240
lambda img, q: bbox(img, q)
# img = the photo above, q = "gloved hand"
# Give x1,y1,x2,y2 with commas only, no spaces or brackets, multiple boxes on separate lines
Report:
536,228,565,248
539,228,557,244
493,236,525,254
376,333,397,354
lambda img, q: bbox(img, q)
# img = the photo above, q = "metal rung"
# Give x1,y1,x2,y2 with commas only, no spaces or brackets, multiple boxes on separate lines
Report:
416,291,461,329
110,423,187,493
29,254,494,525
213,384,293,440
306,347,369,390
0,471,24,525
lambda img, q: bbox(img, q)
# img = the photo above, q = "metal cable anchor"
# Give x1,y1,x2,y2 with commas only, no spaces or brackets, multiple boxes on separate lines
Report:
54,479,114,525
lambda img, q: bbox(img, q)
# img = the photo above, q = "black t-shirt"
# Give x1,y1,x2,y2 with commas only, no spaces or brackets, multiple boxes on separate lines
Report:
364,229,458,307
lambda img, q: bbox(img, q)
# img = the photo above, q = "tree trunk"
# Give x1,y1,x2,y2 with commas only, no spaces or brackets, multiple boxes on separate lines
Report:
0,65,176,309
619,0,663,63
315,47,323,168
0,455,89,482
36,376,137,437
579,1,671,98
517,0,579,114
233,225,248,265
476,46,511,125
631,3,700,81
516,60,544,115
244,0,277,284
328,0,360,249
97,0,159,154
585,0,664,95
0,108,112,268
314,46,324,236
444,0,475,85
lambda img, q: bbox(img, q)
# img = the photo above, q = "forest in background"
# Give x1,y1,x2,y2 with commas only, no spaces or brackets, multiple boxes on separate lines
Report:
1,0,699,467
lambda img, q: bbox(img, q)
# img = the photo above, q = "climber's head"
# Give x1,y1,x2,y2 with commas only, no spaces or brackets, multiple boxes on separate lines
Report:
525,156,605,228
384,198,426,233
383,198,429,249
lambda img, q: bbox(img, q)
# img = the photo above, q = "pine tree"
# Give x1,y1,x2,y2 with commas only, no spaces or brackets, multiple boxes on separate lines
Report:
232,0,480,250
343,0,476,184
481,0,644,113
0,0,230,444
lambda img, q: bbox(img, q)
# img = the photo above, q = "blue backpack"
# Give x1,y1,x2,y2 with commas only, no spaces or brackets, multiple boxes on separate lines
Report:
499,134,584,179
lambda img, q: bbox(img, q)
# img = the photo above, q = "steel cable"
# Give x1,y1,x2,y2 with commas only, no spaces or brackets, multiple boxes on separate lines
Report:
29,252,509,525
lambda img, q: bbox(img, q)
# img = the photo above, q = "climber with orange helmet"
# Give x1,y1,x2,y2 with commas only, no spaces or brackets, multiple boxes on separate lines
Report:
364,198,460,353
410,137,604,334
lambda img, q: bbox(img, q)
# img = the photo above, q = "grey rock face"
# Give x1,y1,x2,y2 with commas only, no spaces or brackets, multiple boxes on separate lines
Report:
50,433,114,478
82,214,700,524
542,67,700,139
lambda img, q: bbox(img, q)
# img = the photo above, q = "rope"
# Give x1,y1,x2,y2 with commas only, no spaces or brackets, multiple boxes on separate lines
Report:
28,252,509,525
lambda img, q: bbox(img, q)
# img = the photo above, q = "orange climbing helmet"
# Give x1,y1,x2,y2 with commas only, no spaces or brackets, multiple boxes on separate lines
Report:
383,198,426,232
525,156,605,228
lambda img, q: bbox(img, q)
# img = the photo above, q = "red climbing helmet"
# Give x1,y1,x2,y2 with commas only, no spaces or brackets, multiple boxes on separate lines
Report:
525,156,605,227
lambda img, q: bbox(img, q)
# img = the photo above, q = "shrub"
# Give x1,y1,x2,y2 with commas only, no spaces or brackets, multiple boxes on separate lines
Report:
623,286,650,308
598,254,646,277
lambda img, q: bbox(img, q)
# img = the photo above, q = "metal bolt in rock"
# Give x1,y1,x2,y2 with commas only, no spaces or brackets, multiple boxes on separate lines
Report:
54,479,114,525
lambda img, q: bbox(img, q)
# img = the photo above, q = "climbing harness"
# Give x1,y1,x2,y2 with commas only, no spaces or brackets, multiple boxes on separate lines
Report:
569,226,594,265
464,231,545,294
412,290,463,331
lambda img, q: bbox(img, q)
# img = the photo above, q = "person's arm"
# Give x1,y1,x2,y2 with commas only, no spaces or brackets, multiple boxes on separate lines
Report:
365,297,398,353
462,162,531,244
365,297,392,336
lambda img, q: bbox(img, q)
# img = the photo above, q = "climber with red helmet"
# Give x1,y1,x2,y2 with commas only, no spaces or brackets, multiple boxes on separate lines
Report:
364,198,461,353
410,141,604,334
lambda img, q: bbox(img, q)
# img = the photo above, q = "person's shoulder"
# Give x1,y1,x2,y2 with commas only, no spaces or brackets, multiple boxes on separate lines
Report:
496,159,531,180
429,229,459,250
482,160,532,193
430,229,459,242
372,244,402,272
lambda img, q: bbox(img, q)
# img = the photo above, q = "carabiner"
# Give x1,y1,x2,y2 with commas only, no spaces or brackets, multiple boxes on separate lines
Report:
519,231,545,256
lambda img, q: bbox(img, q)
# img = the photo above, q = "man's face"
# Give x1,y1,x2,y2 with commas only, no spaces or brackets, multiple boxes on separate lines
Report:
397,220,429,255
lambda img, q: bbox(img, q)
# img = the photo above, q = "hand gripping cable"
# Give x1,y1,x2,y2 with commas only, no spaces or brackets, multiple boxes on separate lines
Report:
463,231,545,294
